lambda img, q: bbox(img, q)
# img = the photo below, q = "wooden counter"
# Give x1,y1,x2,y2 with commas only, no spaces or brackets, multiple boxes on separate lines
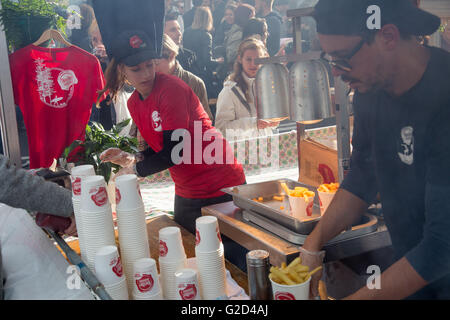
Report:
201,201,301,267
65,214,249,295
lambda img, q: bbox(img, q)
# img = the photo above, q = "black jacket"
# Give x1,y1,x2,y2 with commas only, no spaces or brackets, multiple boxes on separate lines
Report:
263,11,283,57
183,28,219,72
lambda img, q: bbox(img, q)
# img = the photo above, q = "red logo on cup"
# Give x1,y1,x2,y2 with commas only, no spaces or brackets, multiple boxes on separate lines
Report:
195,229,201,246
115,187,121,204
111,257,123,277
216,226,222,242
129,35,143,48
159,240,168,257
306,201,314,216
135,273,154,293
179,283,197,300
72,177,81,196
90,186,108,207
319,197,323,209
275,292,296,300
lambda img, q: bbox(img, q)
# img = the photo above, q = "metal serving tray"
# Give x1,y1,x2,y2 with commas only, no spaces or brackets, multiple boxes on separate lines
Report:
222,179,378,236
241,210,378,245
222,179,324,234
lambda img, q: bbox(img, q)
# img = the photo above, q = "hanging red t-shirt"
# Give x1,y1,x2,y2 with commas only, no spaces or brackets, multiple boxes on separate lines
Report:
9,44,107,169
128,72,245,199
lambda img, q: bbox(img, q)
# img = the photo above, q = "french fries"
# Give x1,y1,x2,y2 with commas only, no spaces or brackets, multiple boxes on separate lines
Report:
273,195,284,202
318,183,339,193
269,257,323,286
280,182,316,201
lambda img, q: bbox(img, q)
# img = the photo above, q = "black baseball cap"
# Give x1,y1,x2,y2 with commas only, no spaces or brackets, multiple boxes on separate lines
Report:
313,0,441,36
110,30,159,66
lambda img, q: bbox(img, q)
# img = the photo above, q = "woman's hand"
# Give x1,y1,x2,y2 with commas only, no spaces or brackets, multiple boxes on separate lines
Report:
257,120,280,129
100,148,136,168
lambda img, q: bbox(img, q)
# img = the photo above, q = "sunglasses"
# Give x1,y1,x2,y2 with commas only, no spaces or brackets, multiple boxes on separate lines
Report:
320,38,366,73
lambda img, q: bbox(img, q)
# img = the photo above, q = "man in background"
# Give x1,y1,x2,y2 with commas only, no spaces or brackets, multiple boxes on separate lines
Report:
255,0,282,56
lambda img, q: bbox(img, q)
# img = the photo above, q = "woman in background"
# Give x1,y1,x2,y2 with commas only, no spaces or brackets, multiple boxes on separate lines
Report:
215,37,279,140
213,3,237,48
183,6,224,98
223,3,255,71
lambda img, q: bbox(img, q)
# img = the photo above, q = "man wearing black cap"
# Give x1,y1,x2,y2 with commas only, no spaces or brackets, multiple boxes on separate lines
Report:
299,0,450,299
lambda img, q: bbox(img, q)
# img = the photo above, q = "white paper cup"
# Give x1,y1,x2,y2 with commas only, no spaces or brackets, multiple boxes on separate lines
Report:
159,257,187,300
115,174,144,211
159,227,186,261
81,176,110,212
195,216,222,252
95,245,124,286
288,195,315,221
133,290,163,300
70,165,95,198
317,190,336,216
132,258,161,296
270,276,311,300
175,268,201,300
104,278,129,300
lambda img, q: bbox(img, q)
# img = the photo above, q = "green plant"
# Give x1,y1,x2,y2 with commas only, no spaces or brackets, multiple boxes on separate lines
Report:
0,0,67,51
63,119,139,183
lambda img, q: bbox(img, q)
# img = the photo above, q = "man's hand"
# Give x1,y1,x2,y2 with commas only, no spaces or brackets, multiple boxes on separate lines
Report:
298,247,325,298
62,215,77,237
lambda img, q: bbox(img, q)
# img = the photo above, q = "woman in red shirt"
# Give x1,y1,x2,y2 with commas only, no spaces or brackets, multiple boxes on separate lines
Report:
98,30,246,235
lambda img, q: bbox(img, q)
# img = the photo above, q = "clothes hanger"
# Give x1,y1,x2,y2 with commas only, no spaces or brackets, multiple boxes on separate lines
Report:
33,29,72,48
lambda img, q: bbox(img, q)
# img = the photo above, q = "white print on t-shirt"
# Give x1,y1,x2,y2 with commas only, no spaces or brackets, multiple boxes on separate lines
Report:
35,59,78,109
152,111,162,132
398,126,414,165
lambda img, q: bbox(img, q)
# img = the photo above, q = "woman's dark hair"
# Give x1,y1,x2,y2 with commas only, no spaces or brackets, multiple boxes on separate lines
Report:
234,4,255,28
242,18,268,43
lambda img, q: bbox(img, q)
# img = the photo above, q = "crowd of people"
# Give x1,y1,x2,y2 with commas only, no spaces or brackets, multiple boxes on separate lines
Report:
65,0,295,142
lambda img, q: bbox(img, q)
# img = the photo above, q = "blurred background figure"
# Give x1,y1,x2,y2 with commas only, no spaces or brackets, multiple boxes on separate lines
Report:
242,17,268,45
183,6,224,99
254,0,282,56
213,3,237,48
166,0,185,33
212,0,227,31
165,12,200,75
69,3,97,52
441,19,450,52
224,3,255,72
215,37,279,140
183,0,204,29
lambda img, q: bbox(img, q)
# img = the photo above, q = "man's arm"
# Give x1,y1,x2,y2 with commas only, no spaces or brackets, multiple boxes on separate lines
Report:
303,188,368,251
345,257,428,300
0,154,73,216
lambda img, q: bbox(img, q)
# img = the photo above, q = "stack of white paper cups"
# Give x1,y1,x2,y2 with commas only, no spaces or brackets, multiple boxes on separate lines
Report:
95,245,129,300
114,174,151,293
158,227,187,300
80,175,116,272
131,258,163,300
70,165,95,261
174,268,201,300
195,216,227,299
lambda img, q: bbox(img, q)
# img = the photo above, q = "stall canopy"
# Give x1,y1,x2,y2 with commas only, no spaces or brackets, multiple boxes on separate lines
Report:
92,0,165,60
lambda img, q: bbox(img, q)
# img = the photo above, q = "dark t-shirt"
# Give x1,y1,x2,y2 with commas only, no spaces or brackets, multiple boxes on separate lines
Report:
341,47,450,299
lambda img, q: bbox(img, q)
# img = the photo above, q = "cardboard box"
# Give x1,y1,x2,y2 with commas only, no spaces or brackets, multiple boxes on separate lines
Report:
297,137,339,188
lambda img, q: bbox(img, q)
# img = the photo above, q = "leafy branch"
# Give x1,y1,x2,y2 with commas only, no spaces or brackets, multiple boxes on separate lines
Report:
63,119,138,183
